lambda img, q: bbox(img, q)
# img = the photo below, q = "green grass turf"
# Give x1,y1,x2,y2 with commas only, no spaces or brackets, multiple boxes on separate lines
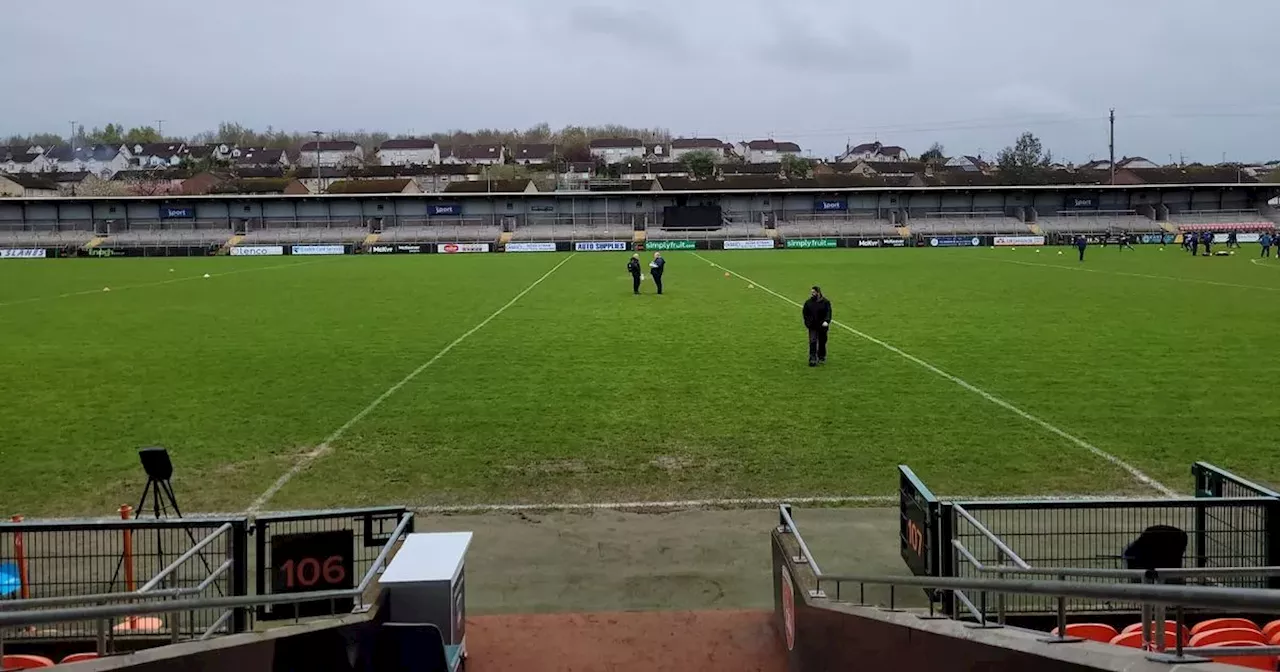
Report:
1,246,1278,515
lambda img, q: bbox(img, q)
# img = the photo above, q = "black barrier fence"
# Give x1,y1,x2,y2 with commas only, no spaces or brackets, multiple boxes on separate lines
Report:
901,462,1280,618
945,497,1280,615
253,507,411,621
0,517,249,640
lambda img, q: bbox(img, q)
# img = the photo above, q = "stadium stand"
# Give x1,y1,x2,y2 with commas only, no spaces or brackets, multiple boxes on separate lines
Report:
1169,209,1273,226
510,218,634,242
238,224,369,245
0,229,94,248
647,223,770,240
909,213,1026,235
100,228,231,247
380,222,502,243
776,214,897,238
1036,212,1162,234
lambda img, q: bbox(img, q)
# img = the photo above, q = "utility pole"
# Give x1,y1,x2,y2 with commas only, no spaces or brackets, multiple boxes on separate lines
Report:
156,120,166,139
68,121,77,149
1108,108,1115,185
311,131,325,193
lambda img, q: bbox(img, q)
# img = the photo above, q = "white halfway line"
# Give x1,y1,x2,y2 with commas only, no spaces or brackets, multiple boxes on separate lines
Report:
247,253,577,513
996,258,1280,292
0,260,324,309
693,252,1176,497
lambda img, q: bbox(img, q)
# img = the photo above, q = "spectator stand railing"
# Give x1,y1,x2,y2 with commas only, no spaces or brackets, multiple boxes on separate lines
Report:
782,504,1280,666
0,511,412,658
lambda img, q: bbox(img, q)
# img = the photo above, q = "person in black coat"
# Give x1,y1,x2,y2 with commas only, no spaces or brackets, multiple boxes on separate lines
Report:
802,286,832,367
649,252,665,295
1074,235,1087,262
626,254,642,295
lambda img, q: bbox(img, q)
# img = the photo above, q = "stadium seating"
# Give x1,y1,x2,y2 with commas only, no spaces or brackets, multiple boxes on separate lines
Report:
1170,210,1271,226
1049,623,1116,643
1189,628,1266,647
0,230,94,248
776,219,897,238
58,653,100,664
1201,641,1275,670
100,229,230,247
239,226,368,244
1036,214,1162,234
1190,618,1262,638
380,225,501,244
909,214,1026,235
1120,621,1187,642
1108,629,1180,649
1264,620,1280,642
1,654,54,669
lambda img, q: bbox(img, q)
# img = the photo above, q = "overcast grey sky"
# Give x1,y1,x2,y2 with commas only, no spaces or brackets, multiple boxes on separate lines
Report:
5,0,1279,163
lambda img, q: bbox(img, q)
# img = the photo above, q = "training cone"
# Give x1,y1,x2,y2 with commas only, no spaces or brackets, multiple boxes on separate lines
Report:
723,272,730,278
203,273,210,278
102,287,110,292
1058,251,1063,255
748,284,754,289
169,268,175,272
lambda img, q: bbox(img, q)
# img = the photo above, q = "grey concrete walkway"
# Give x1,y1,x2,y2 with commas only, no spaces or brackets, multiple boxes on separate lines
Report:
412,506,926,614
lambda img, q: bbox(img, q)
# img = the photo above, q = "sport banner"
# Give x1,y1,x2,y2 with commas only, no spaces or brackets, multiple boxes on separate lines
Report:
505,242,557,253
370,244,425,254
928,236,983,248
231,245,284,257
438,243,490,254
574,241,628,252
722,239,774,250
993,236,1046,247
0,248,47,259
644,240,696,251
291,245,346,256
785,238,836,249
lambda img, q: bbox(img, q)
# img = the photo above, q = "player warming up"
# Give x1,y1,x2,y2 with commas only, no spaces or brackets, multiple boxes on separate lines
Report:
802,286,832,367
627,254,642,294
1261,232,1273,258
649,252,665,295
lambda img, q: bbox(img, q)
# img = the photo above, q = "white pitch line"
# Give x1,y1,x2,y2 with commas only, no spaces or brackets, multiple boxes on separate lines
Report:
995,258,1280,292
1251,258,1280,269
694,252,1176,498
0,259,324,309
246,253,577,513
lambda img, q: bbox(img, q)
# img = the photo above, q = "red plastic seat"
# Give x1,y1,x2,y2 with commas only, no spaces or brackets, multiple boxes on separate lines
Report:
1050,622,1117,643
58,653,100,664
1122,621,1188,642
1,654,55,669
1264,620,1280,643
1190,618,1260,637
1109,629,1180,649
1189,628,1267,647
1204,640,1275,671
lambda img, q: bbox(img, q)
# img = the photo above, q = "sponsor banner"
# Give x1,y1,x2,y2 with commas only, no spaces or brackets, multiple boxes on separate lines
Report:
231,245,284,257
881,238,907,247
291,244,346,256
438,243,490,254
505,242,558,253
1214,233,1260,244
814,199,848,212
161,206,194,219
928,236,983,248
1064,196,1097,209
0,248,47,259
428,204,462,216
994,235,1046,247
645,240,696,251
785,238,837,249
86,247,135,257
854,239,882,248
574,241,628,252
1139,233,1176,245
723,239,774,250
529,204,556,213
370,244,425,254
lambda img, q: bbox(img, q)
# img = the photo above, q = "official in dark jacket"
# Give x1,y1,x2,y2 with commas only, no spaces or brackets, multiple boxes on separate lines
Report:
627,254,642,294
1075,235,1087,262
649,252,665,295
802,286,832,367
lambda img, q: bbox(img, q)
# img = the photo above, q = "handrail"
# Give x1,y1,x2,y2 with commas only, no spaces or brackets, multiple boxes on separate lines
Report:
139,523,232,593
0,556,233,611
967,564,1280,581
778,506,823,576
813,573,1280,614
0,512,413,629
952,505,1030,569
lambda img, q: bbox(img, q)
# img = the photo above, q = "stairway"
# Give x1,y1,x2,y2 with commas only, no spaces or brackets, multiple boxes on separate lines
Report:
1028,223,1043,235
218,235,244,255
632,230,646,243
499,231,514,245
83,236,105,250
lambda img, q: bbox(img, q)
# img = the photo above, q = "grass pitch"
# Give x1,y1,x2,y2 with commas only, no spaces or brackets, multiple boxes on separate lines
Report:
2,246,1278,515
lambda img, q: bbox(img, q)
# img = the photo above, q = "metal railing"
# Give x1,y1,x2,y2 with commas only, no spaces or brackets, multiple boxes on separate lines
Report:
779,504,1280,666
0,512,412,657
